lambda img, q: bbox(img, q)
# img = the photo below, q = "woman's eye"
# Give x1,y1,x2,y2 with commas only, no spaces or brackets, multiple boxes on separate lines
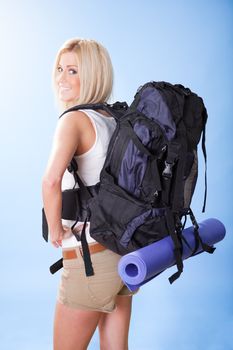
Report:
57,66,63,73
68,69,77,75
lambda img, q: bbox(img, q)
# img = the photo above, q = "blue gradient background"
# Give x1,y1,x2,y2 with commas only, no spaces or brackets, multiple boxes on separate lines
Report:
0,1,232,349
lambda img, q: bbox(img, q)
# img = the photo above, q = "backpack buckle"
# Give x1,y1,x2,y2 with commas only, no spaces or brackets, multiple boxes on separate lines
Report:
162,161,174,179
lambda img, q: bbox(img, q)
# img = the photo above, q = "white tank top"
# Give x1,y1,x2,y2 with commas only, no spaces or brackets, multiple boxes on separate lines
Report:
61,109,116,248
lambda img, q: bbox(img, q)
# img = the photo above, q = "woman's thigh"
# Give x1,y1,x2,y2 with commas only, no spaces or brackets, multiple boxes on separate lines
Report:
98,295,133,350
54,300,102,350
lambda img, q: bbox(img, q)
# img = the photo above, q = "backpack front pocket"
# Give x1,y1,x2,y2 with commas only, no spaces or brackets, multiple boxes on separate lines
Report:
88,180,168,255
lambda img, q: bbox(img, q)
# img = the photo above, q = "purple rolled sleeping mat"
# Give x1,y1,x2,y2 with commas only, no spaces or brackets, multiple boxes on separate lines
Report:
118,218,226,291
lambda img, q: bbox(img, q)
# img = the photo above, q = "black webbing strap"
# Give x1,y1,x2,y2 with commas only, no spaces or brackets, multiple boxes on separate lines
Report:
68,159,94,276
181,214,187,230
80,218,94,276
191,227,201,256
201,108,208,213
166,210,184,284
171,125,187,212
163,142,180,174
161,142,180,205
161,177,172,206
126,121,153,156
50,258,63,274
188,208,215,255
42,208,49,242
60,103,106,118
49,216,95,276
179,213,196,254
68,158,92,200
70,216,94,276
49,157,94,275
199,236,215,254
48,188,81,274
59,101,128,121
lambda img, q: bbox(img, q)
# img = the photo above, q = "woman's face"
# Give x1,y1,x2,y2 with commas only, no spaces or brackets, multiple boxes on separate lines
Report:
56,51,80,103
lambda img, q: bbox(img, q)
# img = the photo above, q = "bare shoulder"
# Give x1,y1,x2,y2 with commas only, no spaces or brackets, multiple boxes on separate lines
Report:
55,110,97,156
59,110,93,130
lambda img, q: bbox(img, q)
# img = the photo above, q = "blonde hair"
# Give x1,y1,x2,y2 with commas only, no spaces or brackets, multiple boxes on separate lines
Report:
52,38,114,111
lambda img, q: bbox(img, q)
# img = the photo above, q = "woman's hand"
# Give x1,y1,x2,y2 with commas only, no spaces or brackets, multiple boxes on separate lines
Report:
50,225,72,248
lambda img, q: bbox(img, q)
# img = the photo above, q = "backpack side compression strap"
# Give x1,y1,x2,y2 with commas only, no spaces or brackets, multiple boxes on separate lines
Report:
201,107,208,213
165,209,184,284
188,208,215,255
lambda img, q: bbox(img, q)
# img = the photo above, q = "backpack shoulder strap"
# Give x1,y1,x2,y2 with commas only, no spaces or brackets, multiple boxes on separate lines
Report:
59,101,128,120
67,158,92,200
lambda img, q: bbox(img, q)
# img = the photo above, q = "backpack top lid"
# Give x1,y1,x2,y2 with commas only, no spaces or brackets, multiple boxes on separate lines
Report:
132,83,176,141
131,81,207,151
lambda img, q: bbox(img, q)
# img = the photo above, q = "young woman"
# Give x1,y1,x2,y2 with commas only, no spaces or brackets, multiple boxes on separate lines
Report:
42,38,138,350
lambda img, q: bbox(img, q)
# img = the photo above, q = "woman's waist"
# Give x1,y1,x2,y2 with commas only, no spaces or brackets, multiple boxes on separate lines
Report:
61,219,97,248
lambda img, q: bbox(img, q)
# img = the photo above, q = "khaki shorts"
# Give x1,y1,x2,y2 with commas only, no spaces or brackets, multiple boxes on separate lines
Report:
57,246,139,313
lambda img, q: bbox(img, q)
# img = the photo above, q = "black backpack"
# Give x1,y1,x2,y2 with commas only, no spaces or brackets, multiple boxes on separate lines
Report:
43,81,214,283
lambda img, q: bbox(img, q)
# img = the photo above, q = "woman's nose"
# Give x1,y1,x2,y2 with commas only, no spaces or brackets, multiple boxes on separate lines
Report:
58,70,67,84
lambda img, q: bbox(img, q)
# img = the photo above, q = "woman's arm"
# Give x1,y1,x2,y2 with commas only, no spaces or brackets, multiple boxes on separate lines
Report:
42,111,94,247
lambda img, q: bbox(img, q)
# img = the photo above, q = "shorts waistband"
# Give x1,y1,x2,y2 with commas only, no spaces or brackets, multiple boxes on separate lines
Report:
63,242,107,260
